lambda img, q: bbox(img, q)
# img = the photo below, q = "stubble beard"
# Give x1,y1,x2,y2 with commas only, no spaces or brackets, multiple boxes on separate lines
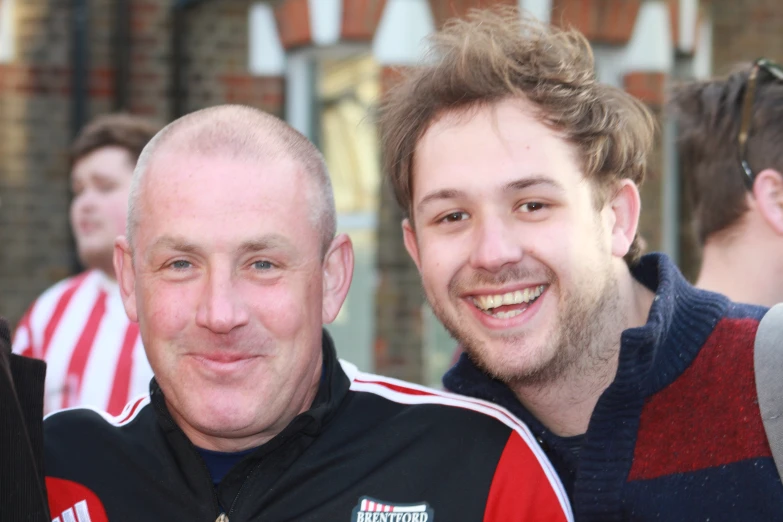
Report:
430,262,624,388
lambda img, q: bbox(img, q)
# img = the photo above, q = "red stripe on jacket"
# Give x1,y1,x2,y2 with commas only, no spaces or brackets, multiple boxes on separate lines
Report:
484,432,569,522
47,477,109,522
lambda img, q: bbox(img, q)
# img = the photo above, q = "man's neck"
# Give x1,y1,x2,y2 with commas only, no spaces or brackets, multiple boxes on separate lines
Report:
697,234,783,307
510,272,656,437
94,263,116,282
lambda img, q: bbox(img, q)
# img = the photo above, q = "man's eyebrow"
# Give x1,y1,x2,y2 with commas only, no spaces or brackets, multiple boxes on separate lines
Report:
148,236,201,255
416,189,465,214
235,235,294,255
505,176,566,193
416,176,566,213
147,235,294,256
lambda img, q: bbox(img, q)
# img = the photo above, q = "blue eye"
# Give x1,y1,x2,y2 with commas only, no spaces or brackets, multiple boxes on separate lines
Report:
253,260,273,270
171,260,191,270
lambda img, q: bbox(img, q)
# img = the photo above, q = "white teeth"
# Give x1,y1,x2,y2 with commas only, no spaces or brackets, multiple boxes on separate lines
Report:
472,285,546,311
494,310,523,319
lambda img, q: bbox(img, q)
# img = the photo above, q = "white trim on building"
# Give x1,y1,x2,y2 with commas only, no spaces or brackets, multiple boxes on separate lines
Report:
0,0,16,63
248,2,286,76
373,0,435,66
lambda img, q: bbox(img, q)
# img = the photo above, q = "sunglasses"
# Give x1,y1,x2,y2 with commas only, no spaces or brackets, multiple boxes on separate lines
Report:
737,58,783,188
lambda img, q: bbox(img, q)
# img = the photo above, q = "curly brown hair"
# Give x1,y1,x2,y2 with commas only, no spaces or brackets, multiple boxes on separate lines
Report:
71,113,161,166
377,6,655,264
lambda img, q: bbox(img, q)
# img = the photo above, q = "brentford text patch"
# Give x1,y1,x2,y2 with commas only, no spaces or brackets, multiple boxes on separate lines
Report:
352,497,434,522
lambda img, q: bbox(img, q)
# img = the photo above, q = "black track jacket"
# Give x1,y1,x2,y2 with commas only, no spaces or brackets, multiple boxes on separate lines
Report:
0,318,49,522
44,333,571,522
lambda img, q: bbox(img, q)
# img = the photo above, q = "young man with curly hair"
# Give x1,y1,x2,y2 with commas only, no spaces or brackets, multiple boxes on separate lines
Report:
379,7,783,521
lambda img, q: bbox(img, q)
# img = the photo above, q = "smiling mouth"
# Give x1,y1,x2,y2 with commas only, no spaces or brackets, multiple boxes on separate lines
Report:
78,222,101,234
195,354,255,364
471,285,546,319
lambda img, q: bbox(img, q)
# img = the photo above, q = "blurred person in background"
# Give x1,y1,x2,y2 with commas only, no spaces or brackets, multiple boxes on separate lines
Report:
379,7,783,520
671,59,783,306
13,114,159,415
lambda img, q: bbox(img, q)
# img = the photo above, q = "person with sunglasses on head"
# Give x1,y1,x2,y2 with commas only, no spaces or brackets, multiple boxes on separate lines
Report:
379,7,783,521
671,58,783,306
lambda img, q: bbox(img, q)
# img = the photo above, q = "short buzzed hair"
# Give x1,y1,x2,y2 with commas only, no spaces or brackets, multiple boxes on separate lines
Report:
128,105,336,257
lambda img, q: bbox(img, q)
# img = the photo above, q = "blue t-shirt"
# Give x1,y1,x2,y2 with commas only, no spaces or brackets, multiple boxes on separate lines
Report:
196,446,258,487
197,362,325,488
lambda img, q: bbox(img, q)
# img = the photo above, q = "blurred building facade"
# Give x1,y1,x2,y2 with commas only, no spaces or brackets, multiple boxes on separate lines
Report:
1,0,781,386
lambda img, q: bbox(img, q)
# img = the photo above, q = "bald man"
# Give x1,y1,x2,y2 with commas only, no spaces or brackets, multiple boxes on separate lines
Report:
42,105,572,522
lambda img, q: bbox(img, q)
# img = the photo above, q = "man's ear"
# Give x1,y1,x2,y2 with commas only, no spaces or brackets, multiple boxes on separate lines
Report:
607,180,642,258
322,233,354,324
402,218,422,271
752,168,783,235
114,236,138,322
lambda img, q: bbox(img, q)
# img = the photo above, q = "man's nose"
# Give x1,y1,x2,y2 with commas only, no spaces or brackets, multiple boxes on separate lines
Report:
469,215,524,272
195,269,250,334
72,190,97,211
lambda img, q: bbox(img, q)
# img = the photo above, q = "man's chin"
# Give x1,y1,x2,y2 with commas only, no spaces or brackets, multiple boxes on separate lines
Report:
463,335,561,385
188,400,260,436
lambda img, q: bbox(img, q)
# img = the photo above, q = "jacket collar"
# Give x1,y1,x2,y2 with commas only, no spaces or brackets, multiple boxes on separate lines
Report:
149,329,350,511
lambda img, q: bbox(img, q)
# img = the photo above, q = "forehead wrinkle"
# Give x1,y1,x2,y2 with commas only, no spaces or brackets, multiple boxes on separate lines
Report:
145,235,202,259
236,235,297,256
144,233,303,259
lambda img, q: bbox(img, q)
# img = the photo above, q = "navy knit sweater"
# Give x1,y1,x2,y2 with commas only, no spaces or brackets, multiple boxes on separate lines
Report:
444,253,783,521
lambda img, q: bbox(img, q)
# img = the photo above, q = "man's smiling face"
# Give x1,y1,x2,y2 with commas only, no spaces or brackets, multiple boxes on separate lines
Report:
404,98,622,384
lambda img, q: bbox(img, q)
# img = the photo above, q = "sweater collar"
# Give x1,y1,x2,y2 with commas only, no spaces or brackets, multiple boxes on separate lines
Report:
444,253,730,408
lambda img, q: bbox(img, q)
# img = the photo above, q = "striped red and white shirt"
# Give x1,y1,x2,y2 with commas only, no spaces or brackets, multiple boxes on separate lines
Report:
13,269,153,416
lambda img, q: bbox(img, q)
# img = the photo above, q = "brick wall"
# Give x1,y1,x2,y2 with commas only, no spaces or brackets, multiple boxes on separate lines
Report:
624,71,666,255
374,65,427,383
712,0,783,74
0,0,286,329
1,1,92,325
127,0,170,117
182,1,283,115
